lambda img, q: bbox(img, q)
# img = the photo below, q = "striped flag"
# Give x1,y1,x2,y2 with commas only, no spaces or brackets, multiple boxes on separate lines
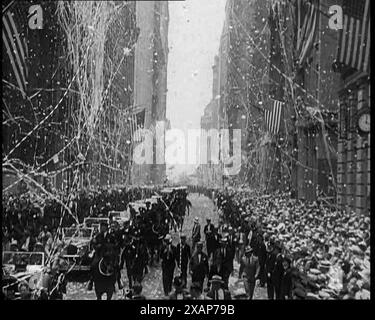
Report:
337,0,370,74
264,99,284,135
130,106,145,143
2,2,28,97
295,0,319,67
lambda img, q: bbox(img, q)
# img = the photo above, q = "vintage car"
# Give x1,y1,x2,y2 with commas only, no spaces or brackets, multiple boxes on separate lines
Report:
2,251,45,299
83,217,110,232
108,210,131,225
59,227,94,274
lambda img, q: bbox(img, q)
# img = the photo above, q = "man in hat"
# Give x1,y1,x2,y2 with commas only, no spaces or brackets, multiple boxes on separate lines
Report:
161,234,177,296
120,235,136,289
131,234,149,286
176,234,191,288
206,275,231,300
265,238,277,299
189,241,209,292
203,218,217,259
191,217,201,252
88,221,114,290
280,256,293,300
239,246,260,300
255,233,267,287
210,237,234,289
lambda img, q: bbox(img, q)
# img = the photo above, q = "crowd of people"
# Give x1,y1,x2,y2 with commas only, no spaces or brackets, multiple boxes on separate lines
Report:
2,185,371,300
210,188,371,300
2,186,164,257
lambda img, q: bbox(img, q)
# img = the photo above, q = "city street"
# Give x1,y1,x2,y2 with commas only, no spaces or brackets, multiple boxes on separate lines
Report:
65,193,267,300
2,0,370,301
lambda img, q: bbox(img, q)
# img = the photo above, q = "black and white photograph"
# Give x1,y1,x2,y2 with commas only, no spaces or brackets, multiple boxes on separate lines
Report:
2,0,371,302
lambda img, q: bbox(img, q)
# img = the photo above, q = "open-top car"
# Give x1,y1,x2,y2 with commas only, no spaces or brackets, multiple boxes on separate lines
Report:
59,227,94,275
2,251,45,299
108,210,131,225
83,217,110,232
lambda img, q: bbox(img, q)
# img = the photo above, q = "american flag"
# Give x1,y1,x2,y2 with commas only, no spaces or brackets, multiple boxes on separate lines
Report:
295,0,319,67
264,99,284,135
2,1,28,97
337,0,370,74
129,106,146,143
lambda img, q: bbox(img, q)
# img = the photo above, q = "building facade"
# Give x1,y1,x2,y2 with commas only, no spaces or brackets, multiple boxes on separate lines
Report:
334,0,370,215
198,55,222,187
214,0,342,201
131,0,169,185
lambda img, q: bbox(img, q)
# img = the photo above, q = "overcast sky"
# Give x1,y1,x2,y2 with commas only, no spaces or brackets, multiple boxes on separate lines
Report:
166,0,226,179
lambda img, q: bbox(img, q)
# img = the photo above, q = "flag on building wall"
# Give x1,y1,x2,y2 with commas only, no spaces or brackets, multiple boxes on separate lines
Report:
264,99,284,135
337,0,370,74
295,0,319,67
130,106,145,143
2,2,28,97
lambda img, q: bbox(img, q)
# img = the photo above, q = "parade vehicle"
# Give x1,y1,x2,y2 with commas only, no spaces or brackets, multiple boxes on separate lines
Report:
108,210,131,225
83,217,110,232
59,227,94,278
2,251,47,299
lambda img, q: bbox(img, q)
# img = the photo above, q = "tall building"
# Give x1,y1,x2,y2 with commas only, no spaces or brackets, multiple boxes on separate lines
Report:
131,0,169,185
198,56,221,187
292,0,340,201
215,0,342,201
2,1,160,192
217,0,270,188
333,0,370,215
2,1,68,192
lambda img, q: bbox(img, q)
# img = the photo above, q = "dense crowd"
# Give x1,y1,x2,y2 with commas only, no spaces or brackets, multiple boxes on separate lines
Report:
2,185,371,300
212,188,370,300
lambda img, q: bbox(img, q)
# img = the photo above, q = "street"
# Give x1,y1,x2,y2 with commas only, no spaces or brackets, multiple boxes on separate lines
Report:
65,193,267,300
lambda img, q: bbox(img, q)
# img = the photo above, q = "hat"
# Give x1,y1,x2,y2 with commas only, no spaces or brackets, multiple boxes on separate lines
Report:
210,275,224,283
196,241,204,247
245,246,253,254
220,237,228,243
180,234,187,239
194,217,199,223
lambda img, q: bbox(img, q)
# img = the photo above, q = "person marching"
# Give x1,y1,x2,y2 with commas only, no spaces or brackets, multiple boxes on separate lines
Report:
120,236,136,289
203,218,217,259
191,217,201,252
210,237,234,289
255,233,267,287
265,237,277,299
239,246,260,300
132,233,149,285
88,222,113,290
189,241,209,293
161,234,177,296
176,233,191,288
109,221,123,289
